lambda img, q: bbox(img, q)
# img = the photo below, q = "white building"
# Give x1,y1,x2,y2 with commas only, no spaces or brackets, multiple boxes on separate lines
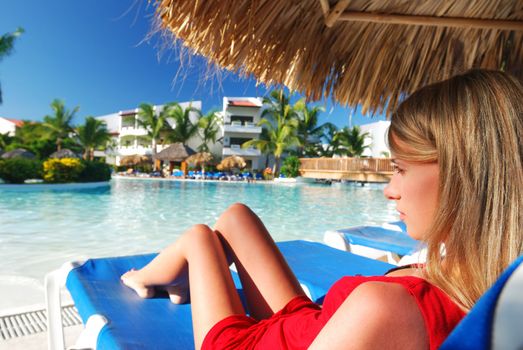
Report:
359,120,391,158
216,97,264,169
0,117,23,136
95,101,202,165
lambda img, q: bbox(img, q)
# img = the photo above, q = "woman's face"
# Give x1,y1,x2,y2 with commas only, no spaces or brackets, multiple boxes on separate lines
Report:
384,155,440,241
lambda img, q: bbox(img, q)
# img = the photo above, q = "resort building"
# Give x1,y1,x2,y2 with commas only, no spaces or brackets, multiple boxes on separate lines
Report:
95,97,267,170
359,120,391,158
95,101,202,165
216,97,264,169
0,117,23,136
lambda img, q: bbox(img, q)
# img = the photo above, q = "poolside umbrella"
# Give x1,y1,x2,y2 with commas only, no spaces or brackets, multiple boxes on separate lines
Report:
1,148,35,159
120,154,151,166
185,152,214,177
49,148,79,159
153,143,196,174
218,155,247,171
153,0,523,116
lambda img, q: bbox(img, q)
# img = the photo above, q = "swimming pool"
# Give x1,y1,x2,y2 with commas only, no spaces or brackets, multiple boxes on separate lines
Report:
0,177,398,304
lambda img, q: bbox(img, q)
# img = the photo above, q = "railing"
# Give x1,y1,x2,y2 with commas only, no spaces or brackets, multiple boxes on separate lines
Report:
300,157,394,174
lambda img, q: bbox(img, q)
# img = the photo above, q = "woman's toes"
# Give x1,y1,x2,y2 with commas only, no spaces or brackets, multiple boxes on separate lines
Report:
164,285,188,304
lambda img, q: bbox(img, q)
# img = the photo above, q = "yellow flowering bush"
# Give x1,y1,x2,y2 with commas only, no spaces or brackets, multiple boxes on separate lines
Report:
43,158,85,183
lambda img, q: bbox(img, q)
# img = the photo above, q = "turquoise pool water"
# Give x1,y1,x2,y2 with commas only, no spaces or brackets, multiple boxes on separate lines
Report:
0,177,398,284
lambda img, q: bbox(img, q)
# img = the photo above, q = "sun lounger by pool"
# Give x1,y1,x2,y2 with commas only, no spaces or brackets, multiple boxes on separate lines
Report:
323,221,426,265
45,240,394,350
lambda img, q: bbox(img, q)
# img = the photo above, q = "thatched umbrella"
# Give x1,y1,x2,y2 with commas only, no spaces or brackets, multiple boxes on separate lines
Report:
49,148,79,159
120,154,151,167
153,143,196,174
218,155,247,171
1,148,35,159
185,152,214,177
153,0,523,115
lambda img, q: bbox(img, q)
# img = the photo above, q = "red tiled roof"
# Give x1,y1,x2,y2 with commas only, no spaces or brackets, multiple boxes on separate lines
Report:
228,100,260,107
3,118,24,127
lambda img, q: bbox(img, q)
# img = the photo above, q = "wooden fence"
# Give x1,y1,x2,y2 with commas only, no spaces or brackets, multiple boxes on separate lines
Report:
299,158,394,182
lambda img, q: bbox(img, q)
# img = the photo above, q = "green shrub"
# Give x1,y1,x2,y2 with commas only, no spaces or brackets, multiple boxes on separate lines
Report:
78,161,112,182
43,158,85,183
280,156,301,178
0,158,43,184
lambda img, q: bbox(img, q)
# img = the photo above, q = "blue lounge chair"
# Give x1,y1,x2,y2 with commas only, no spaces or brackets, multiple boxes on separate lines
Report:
46,242,523,350
45,240,393,349
323,221,424,265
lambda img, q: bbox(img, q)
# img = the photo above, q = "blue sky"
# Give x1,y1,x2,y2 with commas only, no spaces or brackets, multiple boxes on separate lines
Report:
0,1,385,128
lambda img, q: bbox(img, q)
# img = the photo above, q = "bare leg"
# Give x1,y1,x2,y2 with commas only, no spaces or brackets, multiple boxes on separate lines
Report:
121,224,245,349
214,203,306,320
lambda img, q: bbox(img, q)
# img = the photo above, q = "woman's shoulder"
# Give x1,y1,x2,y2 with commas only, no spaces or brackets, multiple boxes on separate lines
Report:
311,281,428,350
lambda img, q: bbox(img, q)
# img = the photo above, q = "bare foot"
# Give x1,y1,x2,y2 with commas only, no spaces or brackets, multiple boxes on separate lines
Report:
121,269,155,298
163,284,189,304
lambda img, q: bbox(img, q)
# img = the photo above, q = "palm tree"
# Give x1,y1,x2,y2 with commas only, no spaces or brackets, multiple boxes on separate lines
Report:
0,132,14,150
294,98,327,157
197,110,220,152
333,126,370,157
43,99,78,151
166,103,200,146
136,103,169,160
244,90,299,175
0,27,24,104
75,117,111,160
322,123,340,157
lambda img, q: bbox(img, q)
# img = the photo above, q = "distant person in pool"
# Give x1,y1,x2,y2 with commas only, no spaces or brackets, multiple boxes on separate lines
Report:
122,70,523,350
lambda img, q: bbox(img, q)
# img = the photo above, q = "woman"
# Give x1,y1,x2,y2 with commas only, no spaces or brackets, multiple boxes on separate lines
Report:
122,70,523,349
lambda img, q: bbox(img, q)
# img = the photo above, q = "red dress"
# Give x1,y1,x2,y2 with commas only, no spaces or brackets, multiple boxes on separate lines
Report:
202,275,465,350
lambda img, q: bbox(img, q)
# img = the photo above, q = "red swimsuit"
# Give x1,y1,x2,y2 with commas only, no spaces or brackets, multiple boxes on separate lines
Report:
202,275,465,349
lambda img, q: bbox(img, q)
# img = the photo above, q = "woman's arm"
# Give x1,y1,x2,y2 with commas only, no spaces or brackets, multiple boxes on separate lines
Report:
308,281,428,350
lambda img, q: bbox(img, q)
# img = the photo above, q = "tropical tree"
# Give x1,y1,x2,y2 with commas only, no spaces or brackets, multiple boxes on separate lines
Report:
294,99,331,157
0,132,14,150
197,110,220,152
11,121,58,159
333,126,370,157
75,116,111,160
43,99,77,152
166,103,200,146
0,27,24,104
136,103,169,159
243,90,299,175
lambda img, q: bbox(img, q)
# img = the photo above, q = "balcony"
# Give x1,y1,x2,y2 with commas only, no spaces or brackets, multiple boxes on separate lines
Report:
119,126,148,137
223,122,262,134
222,146,261,157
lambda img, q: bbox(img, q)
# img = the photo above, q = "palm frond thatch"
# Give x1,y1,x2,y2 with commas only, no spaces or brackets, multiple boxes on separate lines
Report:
153,0,523,115
120,154,152,166
185,152,213,166
153,143,196,162
1,148,36,159
218,155,247,170
49,148,79,159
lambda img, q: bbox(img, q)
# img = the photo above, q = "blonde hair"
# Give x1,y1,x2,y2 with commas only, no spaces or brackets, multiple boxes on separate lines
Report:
389,70,523,310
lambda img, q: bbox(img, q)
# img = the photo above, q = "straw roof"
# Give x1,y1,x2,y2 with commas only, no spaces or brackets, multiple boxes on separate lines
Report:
153,0,523,115
120,154,152,166
1,148,36,159
217,155,247,170
49,148,79,159
185,152,214,166
153,143,196,162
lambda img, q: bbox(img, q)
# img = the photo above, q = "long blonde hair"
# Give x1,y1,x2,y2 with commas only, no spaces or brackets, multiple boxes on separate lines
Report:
389,70,523,310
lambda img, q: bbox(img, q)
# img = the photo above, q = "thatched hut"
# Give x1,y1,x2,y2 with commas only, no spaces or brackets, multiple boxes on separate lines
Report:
49,148,79,159
153,143,196,174
120,154,152,167
185,152,214,176
217,155,247,171
153,0,523,115
1,148,36,159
